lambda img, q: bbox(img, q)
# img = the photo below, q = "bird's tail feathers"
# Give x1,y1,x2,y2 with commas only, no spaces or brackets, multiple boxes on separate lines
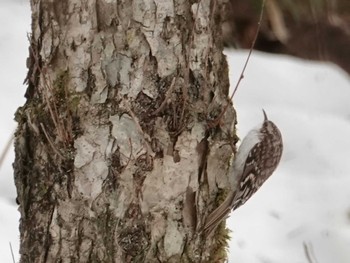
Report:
203,192,235,235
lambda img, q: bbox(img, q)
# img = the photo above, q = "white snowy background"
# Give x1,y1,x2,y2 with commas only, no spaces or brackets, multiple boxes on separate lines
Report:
1,1,350,262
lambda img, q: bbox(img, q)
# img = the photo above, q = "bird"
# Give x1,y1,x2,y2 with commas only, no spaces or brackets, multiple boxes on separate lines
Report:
203,109,283,235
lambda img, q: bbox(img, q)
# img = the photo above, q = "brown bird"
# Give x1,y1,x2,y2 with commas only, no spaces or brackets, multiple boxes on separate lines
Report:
204,110,283,235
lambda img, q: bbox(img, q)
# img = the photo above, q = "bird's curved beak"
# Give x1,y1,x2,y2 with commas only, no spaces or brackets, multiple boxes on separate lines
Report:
262,109,268,121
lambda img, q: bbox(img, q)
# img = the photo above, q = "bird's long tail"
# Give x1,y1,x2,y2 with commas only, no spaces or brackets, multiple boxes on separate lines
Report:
203,192,235,235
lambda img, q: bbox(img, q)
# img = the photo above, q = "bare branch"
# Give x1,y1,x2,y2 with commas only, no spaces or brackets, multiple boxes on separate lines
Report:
0,134,14,170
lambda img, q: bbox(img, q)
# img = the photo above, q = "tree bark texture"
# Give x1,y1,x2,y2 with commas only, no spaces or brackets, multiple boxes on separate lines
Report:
14,0,235,262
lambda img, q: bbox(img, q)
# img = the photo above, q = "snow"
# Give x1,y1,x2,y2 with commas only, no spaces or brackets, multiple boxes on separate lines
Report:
226,51,350,263
1,1,350,262
0,1,29,262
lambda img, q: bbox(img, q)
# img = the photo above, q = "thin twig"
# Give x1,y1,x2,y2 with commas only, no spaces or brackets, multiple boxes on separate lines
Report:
209,0,266,128
40,123,64,159
152,77,176,116
9,242,15,263
0,133,14,170
27,40,71,145
230,0,266,100
303,241,319,263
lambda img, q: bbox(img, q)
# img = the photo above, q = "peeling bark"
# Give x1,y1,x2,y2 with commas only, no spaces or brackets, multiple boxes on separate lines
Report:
14,0,236,262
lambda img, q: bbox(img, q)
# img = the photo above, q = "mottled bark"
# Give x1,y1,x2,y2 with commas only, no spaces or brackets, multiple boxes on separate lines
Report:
14,0,235,262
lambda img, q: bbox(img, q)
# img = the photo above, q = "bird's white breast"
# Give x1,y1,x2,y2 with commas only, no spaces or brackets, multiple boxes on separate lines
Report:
232,127,261,184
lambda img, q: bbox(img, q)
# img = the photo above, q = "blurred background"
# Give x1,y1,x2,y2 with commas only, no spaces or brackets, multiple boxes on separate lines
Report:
222,0,350,74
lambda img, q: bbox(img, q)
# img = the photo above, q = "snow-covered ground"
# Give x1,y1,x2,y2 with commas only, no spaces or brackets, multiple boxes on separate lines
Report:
227,51,350,263
1,1,350,262
0,1,28,261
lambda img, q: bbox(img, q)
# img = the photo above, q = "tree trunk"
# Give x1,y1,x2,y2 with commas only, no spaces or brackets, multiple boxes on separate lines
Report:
14,0,235,262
